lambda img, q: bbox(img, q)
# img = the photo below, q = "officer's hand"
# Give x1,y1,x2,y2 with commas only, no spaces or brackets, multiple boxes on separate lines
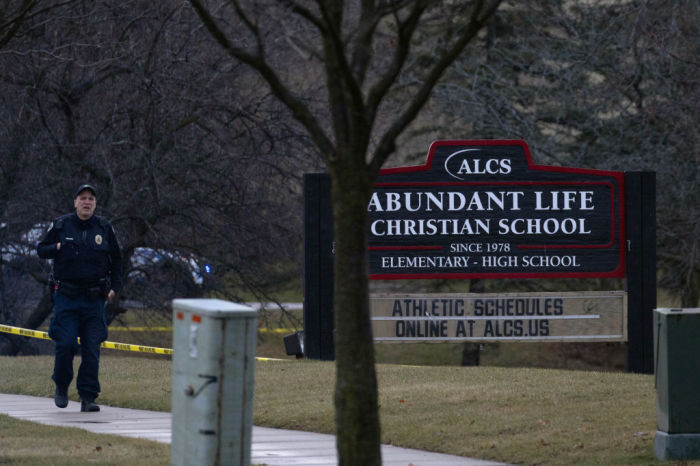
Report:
56,242,61,251
107,289,116,302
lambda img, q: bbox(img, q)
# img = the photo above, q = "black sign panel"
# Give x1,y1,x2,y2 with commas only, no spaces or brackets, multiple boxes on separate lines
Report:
368,140,625,279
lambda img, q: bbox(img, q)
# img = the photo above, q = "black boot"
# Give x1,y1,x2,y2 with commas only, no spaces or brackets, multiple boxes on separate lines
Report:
80,399,100,412
55,387,68,408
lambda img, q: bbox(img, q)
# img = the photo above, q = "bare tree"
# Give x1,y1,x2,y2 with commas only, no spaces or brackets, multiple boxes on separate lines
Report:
0,0,38,48
410,0,699,306
0,0,314,352
187,1,502,462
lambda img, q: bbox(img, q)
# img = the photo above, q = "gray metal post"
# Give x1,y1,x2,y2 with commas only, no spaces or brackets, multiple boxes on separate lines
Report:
171,299,258,466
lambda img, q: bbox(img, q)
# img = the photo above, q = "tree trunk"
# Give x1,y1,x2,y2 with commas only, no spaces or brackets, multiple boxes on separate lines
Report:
330,167,381,465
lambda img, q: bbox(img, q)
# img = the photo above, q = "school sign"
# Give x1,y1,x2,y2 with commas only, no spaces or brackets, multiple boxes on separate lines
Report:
370,291,627,343
368,140,625,279
303,140,655,373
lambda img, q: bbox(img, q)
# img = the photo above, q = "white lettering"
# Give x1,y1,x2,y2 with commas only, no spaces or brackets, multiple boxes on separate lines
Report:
498,218,590,235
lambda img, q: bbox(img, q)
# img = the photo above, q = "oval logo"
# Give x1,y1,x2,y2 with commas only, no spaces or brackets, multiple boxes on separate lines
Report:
444,149,512,179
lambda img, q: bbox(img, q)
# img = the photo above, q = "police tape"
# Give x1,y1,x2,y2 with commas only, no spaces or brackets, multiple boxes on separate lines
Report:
0,324,172,355
0,325,53,341
106,327,297,334
0,324,289,361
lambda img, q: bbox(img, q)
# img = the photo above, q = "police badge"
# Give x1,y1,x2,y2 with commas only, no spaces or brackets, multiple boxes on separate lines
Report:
95,234,103,245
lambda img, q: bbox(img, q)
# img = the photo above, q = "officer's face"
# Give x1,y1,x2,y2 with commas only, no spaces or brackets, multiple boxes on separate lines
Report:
74,191,96,220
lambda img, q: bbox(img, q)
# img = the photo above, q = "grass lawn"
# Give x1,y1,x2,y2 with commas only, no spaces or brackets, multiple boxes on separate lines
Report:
0,414,170,466
1,354,693,465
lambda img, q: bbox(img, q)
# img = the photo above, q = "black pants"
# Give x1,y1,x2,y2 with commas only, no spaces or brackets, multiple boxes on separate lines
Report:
49,291,108,401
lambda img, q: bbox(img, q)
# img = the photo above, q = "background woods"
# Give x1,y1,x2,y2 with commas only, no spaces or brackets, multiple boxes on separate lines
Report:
0,0,697,347
0,0,697,358
0,1,697,464
0,3,697,463
0,0,318,354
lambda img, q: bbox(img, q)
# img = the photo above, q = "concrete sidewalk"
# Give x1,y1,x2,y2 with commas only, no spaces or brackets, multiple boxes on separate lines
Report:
0,393,506,465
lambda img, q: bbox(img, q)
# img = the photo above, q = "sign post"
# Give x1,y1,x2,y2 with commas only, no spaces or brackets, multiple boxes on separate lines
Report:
625,172,656,373
302,174,335,360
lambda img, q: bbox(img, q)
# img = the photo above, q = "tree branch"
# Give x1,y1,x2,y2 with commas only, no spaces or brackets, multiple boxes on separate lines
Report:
368,0,503,175
188,0,336,159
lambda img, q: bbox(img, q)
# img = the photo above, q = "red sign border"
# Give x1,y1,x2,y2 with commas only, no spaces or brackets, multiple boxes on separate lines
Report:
369,140,626,280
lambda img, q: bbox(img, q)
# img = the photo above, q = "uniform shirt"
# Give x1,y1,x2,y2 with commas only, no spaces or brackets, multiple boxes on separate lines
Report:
37,213,123,292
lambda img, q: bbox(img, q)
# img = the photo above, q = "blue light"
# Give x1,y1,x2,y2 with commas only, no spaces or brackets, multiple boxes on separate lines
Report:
204,264,212,274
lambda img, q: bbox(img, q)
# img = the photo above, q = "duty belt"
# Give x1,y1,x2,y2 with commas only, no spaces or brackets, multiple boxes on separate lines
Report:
55,279,107,300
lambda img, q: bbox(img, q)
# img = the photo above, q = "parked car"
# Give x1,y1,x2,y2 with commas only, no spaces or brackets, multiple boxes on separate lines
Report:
127,247,212,308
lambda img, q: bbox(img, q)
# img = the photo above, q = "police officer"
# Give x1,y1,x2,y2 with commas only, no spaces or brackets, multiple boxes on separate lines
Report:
37,184,122,412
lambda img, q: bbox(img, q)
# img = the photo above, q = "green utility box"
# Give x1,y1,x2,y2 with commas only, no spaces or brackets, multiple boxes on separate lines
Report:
171,299,258,466
654,308,700,460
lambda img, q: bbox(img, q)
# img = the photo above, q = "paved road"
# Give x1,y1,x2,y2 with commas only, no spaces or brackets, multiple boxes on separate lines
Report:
0,393,506,465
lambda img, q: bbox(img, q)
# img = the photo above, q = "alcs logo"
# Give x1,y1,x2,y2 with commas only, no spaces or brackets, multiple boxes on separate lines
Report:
444,149,512,179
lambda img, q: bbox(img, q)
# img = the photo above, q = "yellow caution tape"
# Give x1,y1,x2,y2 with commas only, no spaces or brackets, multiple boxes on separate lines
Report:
0,325,53,341
107,326,297,334
0,324,290,361
108,326,173,332
1,324,172,355
40,326,298,333
101,340,172,355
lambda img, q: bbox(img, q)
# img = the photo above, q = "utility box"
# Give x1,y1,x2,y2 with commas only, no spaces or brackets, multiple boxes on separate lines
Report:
171,299,258,466
654,308,700,460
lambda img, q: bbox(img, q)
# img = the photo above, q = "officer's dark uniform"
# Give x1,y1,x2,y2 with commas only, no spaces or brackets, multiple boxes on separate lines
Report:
37,185,122,411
